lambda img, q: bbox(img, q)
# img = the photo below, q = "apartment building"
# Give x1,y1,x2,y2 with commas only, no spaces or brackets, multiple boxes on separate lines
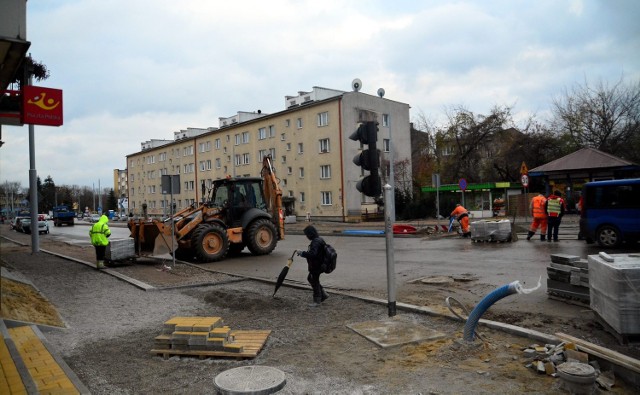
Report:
125,86,412,222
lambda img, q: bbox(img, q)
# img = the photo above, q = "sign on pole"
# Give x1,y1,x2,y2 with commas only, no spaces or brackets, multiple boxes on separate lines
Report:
521,174,529,187
520,161,528,175
22,86,64,126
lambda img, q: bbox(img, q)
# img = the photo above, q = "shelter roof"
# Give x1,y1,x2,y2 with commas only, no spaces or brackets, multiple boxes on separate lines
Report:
529,147,637,173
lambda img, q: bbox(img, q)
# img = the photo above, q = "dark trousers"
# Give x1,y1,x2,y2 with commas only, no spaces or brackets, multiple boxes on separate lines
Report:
307,271,323,301
547,217,561,241
94,245,106,261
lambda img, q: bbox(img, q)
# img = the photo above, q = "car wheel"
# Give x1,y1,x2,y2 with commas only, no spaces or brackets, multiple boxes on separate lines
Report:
596,225,621,248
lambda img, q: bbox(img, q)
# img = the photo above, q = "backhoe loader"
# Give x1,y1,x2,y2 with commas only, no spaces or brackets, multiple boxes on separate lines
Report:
128,156,284,262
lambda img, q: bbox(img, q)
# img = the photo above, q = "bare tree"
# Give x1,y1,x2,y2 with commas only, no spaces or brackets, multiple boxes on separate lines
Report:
551,77,640,162
434,105,513,183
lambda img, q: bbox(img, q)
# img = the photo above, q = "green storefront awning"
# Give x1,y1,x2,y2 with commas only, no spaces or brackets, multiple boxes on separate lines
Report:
421,182,522,193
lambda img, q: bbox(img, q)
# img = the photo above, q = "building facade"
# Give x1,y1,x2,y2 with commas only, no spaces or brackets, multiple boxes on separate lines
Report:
125,86,412,222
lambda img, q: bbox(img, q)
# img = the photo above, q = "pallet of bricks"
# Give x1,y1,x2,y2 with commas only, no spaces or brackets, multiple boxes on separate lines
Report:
546,254,590,306
152,316,271,359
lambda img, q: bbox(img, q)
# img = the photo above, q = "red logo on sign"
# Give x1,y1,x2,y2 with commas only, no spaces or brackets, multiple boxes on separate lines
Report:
22,86,64,126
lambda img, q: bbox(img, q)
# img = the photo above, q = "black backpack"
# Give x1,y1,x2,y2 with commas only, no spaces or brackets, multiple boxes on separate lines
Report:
321,242,337,274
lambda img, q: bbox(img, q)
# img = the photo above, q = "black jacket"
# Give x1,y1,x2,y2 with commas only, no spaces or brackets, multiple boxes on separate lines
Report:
299,225,324,271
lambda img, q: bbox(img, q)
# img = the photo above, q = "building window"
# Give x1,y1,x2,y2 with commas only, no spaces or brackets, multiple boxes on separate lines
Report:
235,134,241,145
242,131,250,144
319,138,330,153
223,147,227,154
320,165,331,179
206,160,212,170
383,138,390,152
242,153,250,164
258,127,267,140
199,161,206,171
282,179,287,186
159,152,166,161
285,119,291,127
296,118,302,129
235,155,241,166
286,143,291,151
321,191,332,205
215,158,221,168
299,192,305,203
299,167,304,178
317,111,328,127
280,133,286,141
183,146,193,156
282,155,286,163
268,125,275,138
288,190,294,198
215,138,221,149
287,166,292,175
258,149,268,161
297,143,303,154
226,135,230,142
382,114,389,127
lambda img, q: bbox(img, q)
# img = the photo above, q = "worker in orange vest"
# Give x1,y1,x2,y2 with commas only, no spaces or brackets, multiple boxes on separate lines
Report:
450,204,471,237
527,192,548,241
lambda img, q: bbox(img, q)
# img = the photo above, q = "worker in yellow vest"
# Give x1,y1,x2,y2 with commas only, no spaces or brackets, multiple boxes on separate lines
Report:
545,190,566,242
89,214,111,269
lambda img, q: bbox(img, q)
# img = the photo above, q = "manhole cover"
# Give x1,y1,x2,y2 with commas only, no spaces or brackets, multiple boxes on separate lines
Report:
214,366,286,395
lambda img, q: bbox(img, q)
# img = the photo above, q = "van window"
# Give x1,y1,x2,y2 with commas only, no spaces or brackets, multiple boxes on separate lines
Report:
587,184,640,209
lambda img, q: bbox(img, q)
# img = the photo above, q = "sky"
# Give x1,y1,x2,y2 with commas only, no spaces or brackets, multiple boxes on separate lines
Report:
2,0,639,189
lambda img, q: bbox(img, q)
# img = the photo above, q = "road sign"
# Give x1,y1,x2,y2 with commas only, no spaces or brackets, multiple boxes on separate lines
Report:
520,161,528,175
521,174,529,187
459,178,467,191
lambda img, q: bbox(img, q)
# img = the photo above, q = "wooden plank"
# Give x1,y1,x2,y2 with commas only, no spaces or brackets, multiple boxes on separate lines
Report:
555,332,640,374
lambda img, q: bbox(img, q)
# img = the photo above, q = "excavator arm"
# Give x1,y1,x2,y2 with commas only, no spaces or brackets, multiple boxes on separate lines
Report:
262,156,285,239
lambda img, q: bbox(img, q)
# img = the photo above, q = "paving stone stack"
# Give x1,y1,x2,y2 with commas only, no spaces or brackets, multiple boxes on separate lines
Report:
546,254,590,305
154,316,244,353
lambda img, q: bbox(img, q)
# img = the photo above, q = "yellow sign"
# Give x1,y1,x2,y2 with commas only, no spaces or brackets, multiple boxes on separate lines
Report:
520,161,528,175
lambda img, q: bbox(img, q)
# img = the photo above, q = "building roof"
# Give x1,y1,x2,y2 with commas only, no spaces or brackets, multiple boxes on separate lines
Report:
529,147,637,174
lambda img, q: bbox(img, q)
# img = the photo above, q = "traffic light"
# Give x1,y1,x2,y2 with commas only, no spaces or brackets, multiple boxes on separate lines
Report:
349,121,381,197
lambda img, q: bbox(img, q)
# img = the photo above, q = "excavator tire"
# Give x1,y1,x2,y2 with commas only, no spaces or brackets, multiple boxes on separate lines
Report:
245,218,278,255
193,223,229,262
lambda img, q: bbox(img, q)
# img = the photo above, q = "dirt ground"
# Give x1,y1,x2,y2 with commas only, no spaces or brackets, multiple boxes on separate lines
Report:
1,234,639,394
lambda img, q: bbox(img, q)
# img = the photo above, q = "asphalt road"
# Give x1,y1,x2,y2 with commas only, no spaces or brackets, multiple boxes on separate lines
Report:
41,217,639,320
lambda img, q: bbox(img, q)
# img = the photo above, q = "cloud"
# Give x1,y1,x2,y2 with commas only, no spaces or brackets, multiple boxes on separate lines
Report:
1,0,638,188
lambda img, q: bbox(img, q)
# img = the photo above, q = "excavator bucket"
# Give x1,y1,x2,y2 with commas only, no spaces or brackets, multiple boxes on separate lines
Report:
153,233,178,256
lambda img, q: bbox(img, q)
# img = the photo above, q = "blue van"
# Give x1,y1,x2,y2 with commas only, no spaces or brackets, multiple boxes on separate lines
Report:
579,178,640,247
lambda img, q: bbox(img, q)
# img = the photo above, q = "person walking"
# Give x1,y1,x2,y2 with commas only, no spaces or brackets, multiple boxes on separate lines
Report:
297,225,329,307
527,192,548,241
545,190,566,242
450,204,471,237
89,213,111,269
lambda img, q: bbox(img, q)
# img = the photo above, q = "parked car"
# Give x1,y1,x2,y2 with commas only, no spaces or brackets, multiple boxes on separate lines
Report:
10,216,28,231
89,214,101,223
20,218,49,234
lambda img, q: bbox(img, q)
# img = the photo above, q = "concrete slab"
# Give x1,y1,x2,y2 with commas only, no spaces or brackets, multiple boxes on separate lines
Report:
347,318,447,348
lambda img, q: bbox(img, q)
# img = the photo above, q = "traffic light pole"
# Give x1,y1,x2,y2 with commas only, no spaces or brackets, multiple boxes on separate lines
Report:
383,183,396,317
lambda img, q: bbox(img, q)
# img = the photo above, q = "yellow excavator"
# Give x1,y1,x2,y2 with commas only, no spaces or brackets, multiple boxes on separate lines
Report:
128,156,284,262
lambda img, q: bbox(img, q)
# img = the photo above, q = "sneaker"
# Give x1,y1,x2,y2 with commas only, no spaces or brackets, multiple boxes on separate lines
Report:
308,302,321,307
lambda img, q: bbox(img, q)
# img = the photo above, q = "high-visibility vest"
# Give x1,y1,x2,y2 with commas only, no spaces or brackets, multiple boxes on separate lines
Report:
531,195,547,218
547,198,562,217
89,216,111,246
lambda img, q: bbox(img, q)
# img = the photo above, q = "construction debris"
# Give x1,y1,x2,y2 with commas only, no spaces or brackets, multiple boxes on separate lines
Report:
151,316,271,359
521,341,616,391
